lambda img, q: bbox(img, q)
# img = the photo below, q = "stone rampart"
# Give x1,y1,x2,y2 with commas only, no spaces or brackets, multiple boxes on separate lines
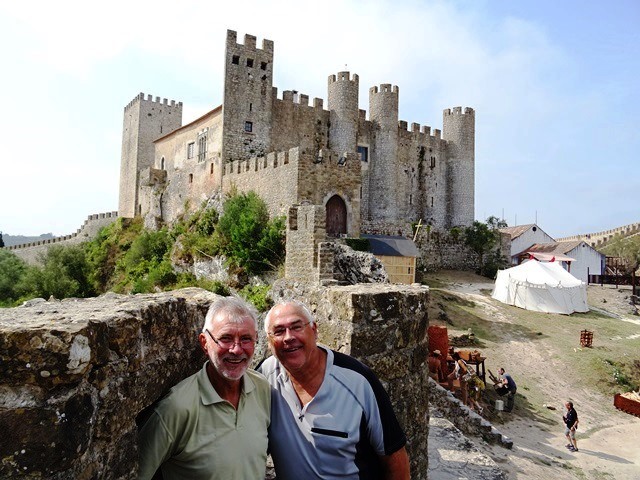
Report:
556,221,640,247
5,212,119,265
1,284,430,479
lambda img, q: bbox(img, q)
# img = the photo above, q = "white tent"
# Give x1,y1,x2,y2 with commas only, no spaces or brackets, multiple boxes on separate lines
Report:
491,260,588,314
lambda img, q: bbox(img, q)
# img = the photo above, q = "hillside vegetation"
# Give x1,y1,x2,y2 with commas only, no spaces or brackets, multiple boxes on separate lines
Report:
0,192,285,310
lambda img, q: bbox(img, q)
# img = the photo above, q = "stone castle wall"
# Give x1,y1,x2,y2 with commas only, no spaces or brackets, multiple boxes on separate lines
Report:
556,221,640,247
0,285,430,479
6,212,119,265
119,94,183,218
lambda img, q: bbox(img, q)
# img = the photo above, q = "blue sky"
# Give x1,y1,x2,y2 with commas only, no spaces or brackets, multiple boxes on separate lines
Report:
0,0,637,238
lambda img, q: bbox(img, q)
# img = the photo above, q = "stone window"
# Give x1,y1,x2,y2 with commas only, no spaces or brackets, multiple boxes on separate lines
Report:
197,133,207,162
246,58,254,68
189,173,193,184
249,102,252,112
244,121,253,133
430,156,436,168
431,197,434,207
187,142,195,159
210,163,214,174
232,55,240,65
357,146,368,162
160,157,165,170
261,61,267,70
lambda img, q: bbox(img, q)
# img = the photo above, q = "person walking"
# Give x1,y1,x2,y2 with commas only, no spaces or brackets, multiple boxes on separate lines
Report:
563,401,579,452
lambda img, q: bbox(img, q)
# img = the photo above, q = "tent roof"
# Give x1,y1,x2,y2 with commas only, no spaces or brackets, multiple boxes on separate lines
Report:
361,235,420,257
497,260,583,287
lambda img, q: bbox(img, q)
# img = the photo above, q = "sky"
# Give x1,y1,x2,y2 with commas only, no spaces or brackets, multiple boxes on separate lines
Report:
0,0,638,239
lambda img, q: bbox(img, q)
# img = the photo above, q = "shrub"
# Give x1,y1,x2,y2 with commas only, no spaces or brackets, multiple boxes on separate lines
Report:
239,284,272,312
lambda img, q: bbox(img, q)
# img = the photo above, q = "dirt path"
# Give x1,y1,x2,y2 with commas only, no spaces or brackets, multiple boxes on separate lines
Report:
433,276,640,479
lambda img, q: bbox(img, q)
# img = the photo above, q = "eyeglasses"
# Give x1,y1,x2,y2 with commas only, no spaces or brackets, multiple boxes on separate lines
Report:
205,329,255,349
268,320,312,338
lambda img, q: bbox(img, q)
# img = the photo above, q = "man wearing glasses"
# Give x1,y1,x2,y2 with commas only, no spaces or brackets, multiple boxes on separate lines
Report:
259,301,410,479
138,297,271,479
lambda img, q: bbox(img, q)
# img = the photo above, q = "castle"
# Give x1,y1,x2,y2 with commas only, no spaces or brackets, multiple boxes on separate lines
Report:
118,30,475,239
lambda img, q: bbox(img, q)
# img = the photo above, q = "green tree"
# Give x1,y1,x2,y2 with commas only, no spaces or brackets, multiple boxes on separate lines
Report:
0,249,27,306
20,245,95,300
215,191,285,274
465,216,508,278
606,234,640,273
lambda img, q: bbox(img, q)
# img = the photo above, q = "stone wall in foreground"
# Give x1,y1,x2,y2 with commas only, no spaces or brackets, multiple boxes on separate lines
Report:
0,283,429,479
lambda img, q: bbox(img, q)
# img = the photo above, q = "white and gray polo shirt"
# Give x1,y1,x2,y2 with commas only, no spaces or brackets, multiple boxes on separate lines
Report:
258,346,407,479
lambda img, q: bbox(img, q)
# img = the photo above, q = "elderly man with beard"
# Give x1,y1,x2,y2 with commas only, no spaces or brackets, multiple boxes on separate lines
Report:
258,301,410,480
138,297,271,480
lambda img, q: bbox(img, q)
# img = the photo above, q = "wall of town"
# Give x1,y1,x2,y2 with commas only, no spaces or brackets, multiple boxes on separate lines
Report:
6,212,119,265
556,221,640,247
0,284,430,479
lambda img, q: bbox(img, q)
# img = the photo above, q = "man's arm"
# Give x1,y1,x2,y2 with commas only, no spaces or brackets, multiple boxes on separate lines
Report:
380,446,410,480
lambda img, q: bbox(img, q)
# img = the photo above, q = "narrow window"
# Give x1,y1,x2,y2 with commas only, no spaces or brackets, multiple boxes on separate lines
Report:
357,146,368,162
249,102,252,112
246,58,254,68
261,61,267,70
197,133,207,162
189,173,193,184
187,142,195,159
232,55,240,65
409,194,412,205
431,197,434,207
244,121,253,133
430,156,436,168
160,157,165,170
210,163,214,174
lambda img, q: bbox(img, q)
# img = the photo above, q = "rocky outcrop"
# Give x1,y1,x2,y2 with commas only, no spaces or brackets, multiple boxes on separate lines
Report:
1,283,430,479
0,289,216,479
332,243,389,284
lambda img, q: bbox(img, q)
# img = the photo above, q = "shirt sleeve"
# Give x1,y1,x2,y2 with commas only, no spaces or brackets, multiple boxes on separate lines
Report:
137,410,174,480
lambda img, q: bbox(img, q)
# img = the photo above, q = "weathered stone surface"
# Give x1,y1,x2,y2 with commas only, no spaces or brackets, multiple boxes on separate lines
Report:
333,243,388,284
0,289,217,479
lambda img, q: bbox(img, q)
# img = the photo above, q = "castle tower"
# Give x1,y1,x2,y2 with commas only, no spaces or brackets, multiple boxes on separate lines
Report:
327,72,359,155
442,106,475,227
118,93,183,218
222,30,274,163
368,84,399,221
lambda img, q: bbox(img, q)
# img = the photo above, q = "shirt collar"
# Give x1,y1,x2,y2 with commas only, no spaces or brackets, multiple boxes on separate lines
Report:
197,361,255,405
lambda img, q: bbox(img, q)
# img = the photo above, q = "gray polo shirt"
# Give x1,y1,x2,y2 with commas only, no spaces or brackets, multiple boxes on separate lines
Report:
259,346,406,480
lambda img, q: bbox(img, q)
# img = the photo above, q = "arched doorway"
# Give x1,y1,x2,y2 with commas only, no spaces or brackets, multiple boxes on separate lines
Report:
326,195,347,235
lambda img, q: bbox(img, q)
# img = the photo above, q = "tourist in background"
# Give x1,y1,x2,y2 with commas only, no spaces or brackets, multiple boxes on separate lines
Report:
428,349,445,382
138,297,271,479
563,400,579,452
447,351,470,405
497,367,517,412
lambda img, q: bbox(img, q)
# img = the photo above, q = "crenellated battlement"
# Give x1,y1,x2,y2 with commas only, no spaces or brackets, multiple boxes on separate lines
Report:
328,71,359,84
396,121,443,143
370,84,399,95
124,92,182,112
226,29,274,54
5,212,119,253
225,147,298,177
273,88,325,111
443,106,475,116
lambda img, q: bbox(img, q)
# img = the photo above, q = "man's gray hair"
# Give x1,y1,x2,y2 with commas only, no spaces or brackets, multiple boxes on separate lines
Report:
264,300,315,333
203,296,258,331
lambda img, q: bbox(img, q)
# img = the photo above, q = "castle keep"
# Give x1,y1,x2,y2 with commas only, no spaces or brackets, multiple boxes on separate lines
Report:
119,29,475,241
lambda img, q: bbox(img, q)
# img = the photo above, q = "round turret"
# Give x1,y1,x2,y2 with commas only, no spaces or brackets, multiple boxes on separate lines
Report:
327,72,359,155
442,107,475,227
